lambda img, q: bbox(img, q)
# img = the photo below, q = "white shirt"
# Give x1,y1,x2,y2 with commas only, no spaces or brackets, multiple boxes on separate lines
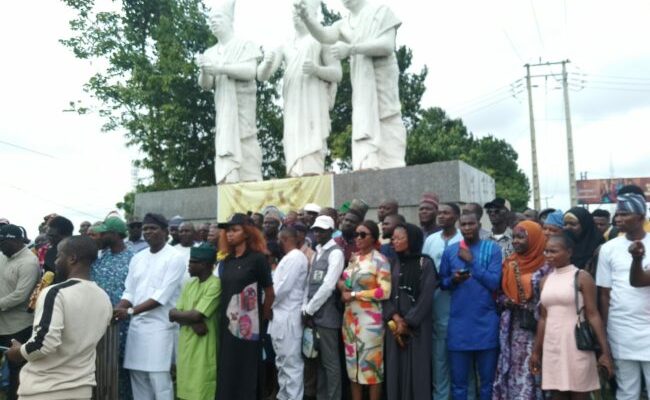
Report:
596,234,650,360
269,249,308,339
302,239,344,316
174,243,196,283
122,244,186,371
422,229,462,272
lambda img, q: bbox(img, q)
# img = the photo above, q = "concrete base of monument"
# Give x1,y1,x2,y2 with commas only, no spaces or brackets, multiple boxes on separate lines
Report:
134,160,495,224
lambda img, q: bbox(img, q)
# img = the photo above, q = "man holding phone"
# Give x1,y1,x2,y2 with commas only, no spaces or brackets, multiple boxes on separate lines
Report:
439,212,503,400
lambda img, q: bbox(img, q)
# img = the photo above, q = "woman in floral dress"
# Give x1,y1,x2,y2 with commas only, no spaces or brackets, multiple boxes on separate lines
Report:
493,221,550,399
338,220,391,400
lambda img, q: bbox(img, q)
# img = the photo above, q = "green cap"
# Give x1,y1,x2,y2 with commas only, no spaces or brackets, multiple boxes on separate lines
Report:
94,217,128,235
190,243,217,263
338,201,351,213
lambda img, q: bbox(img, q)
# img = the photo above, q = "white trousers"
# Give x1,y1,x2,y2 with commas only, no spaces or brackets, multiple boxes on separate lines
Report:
614,359,650,400
272,335,304,400
130,370,174,400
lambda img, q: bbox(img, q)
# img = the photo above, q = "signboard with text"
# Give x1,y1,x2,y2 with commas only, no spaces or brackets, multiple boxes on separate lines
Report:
577,178,650,204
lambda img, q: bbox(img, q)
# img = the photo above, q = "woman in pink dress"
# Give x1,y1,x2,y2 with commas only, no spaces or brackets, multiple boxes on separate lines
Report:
530,234,613,399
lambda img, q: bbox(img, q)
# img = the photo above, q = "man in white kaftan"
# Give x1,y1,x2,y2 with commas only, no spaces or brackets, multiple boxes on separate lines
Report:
297,0,406,171
115,213,186,400
269,228,309,400
198,0,262,183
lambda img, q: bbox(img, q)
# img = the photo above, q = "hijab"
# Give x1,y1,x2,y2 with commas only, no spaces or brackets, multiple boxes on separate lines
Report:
396,223,426,301
564,207,605,269
502,220,546,303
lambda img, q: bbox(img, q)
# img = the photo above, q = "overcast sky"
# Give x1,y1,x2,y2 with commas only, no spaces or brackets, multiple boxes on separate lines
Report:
2,0,650,238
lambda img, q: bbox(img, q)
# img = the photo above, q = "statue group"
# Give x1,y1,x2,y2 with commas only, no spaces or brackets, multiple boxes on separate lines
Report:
198,0,407,184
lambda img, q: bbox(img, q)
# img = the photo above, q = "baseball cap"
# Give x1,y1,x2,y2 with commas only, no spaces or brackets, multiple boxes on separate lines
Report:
304,203,321,214
94,217,128,235
0,217,9,226
484,197,511,211
217,213,253,229
311,215,335,230
0,224,28,242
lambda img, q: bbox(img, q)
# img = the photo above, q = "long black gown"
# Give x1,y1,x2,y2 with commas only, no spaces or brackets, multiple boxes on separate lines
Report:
216,250,272,400
383,256,436,400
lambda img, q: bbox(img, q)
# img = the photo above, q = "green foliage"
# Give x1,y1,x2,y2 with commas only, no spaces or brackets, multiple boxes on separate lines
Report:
407,107,530,210
63,0,529,209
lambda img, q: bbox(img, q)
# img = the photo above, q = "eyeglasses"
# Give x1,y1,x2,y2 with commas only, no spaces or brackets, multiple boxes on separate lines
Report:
353,231,370,239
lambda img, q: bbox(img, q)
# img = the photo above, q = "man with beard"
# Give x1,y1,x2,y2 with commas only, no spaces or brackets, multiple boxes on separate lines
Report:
379,213,405,264
114,213,186,400
334,199,368,266
6,236,112,400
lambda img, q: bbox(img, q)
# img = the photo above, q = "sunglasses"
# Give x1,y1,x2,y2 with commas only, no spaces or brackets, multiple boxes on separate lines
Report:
353,231,370,239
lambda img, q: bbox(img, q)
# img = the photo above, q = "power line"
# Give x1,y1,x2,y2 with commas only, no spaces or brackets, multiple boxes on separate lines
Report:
1,181,103,220
529,0,545,52
0,139,59,159
502,29,525,64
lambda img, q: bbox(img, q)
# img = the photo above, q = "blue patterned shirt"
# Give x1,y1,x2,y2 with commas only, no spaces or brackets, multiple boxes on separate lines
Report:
91,248,134,306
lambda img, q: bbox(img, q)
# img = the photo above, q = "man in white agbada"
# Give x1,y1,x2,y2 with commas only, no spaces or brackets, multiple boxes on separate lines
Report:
257,0,341,177
198,0,262,183
114,213,186,400
269,227,309,400
296,0,406,171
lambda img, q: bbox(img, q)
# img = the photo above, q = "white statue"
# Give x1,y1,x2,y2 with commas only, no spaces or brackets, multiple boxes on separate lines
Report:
296,0,406,171
258,0,342,177
198,0,262,184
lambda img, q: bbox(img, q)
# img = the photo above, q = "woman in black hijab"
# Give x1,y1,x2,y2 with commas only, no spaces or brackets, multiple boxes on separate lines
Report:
563,207,605,275
383,223,437,400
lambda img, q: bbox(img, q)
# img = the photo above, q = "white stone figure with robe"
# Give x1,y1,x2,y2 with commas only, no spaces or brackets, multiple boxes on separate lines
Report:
296,0,406,171
257,0,342,177
197,0,263,184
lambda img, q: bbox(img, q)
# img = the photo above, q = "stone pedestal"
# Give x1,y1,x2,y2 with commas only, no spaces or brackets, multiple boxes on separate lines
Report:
134,160,495,224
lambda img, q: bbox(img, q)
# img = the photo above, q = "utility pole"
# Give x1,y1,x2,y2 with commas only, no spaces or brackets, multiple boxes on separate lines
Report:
524,60,577,208
525,64,541,211
562,60,577,206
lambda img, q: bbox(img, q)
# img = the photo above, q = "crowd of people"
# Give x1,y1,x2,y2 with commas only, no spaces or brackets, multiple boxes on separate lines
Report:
0,183,649,400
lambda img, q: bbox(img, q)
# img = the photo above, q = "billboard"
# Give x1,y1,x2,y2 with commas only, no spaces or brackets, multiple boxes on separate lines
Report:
577,178,650,205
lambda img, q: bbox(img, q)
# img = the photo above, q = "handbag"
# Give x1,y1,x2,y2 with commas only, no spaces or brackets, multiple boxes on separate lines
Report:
573,270,600,351
513,261,537,331
302,326,320,359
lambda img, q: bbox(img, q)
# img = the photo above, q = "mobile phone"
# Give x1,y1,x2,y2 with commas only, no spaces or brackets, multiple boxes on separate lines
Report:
458,268,470,276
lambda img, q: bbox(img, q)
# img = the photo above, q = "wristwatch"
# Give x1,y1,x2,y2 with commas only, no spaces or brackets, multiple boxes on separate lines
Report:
127,307,135,316
351,291,357,299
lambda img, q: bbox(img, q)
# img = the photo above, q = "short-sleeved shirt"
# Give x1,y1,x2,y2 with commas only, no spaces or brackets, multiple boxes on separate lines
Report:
596,234,650,360
176,275,222,400
91,248,134,306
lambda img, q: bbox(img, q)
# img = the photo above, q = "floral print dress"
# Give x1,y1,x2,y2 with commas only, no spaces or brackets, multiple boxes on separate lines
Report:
341,249,391,384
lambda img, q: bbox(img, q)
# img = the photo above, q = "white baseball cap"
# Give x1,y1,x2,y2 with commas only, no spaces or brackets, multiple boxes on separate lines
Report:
311,215,335,230
304,203,321,214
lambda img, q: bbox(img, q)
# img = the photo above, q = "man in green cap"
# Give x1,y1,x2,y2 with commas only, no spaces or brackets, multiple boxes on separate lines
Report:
169,244,221,400
91,216,135,399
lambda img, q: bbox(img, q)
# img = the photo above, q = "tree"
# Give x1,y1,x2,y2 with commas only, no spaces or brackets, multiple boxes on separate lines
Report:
407,107,531,210
60,0,285,190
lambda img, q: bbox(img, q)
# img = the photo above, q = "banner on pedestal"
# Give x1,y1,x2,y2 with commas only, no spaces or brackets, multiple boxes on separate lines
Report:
217,175,334,220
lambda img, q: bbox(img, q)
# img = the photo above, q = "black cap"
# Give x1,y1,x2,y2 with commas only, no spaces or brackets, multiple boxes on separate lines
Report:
0,224,28,243
484,197,511,211
143,213,169,229
217,213,253,229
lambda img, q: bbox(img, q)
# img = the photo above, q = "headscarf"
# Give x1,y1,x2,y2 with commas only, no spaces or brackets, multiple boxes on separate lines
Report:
617,193,647,216
564,207,605,269
544,209,564,228
502,220,546,303
395,223,426,301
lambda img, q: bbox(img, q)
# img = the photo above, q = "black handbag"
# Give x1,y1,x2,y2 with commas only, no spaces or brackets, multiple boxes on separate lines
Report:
513,261,537,331
573,270,600,351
